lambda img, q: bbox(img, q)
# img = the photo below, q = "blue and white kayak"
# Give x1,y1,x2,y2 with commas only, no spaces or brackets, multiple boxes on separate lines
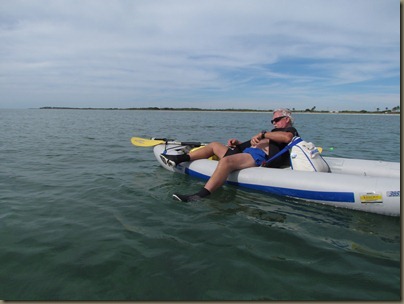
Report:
153,144,400,217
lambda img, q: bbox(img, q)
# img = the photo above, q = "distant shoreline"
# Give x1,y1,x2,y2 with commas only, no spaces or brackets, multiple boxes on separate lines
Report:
39,106,400,114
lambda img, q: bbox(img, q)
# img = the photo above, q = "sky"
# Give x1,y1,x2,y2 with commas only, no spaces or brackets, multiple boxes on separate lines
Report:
0,0,400,110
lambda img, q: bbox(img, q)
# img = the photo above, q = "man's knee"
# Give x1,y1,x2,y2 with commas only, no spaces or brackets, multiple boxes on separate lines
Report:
209,141,223,148
217,155,234,168
208,142,227,158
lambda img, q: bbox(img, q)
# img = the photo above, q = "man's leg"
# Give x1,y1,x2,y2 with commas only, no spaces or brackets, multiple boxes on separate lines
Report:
204,153,256,193
173,153,256,202
161,141,229,166
189,141,229,160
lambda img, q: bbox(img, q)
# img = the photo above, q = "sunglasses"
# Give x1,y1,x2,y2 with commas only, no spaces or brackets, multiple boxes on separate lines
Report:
271,116,287,124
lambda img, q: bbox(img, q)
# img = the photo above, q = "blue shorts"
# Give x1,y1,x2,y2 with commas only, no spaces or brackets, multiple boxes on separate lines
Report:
243,147,267,166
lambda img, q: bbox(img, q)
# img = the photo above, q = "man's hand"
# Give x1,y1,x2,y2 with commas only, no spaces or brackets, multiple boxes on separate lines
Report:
250,134,262,146
227,138,240,148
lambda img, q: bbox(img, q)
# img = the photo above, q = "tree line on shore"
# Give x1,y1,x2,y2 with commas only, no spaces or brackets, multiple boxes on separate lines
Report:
40,106,400,114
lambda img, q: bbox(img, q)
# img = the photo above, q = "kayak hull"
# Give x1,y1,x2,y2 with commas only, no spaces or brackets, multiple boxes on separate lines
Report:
153,144,400,216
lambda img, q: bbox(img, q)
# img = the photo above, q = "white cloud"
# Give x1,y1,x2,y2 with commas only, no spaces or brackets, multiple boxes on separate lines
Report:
0,0,399,109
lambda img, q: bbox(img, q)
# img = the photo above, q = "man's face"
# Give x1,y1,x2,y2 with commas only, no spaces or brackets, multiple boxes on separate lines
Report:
271,112,290,128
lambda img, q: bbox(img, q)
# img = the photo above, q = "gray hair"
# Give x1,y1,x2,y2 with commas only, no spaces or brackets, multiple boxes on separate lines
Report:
273,108,294,125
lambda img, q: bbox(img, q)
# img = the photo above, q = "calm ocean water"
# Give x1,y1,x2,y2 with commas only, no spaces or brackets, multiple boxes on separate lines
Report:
0,109,400,300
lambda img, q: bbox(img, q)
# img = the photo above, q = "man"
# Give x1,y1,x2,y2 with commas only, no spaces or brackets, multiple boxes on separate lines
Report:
160,108,299,202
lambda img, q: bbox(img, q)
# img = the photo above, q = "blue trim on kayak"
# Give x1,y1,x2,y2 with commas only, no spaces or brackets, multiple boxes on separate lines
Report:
185,168,355,203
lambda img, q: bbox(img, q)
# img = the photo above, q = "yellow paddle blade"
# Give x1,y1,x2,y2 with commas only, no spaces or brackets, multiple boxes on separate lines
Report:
131,137,165,147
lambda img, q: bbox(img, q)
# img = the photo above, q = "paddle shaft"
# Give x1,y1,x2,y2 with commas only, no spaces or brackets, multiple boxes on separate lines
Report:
152,138,204,146
131,137,206,147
